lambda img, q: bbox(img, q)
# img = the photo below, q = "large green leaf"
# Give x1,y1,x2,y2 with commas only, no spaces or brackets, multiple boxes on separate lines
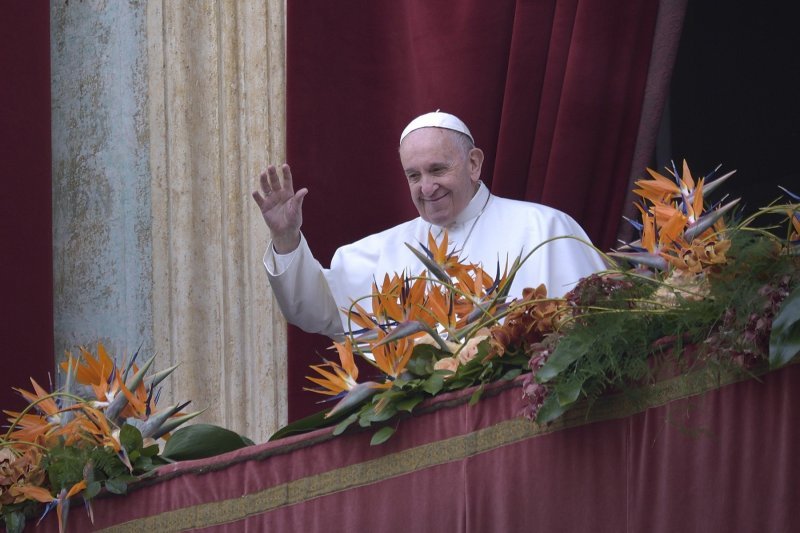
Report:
119,423,144,455
332,413,359,436
535,393,568,425
770,285,800,369
4,511,25,533
395,395,424,413
422,373,445,395
556,375,587,407
104,478,128,495
370,426,396,446
468,385,484,406
269,406,351,441
161,424,251,461
536,334,595,382
406,344,439,376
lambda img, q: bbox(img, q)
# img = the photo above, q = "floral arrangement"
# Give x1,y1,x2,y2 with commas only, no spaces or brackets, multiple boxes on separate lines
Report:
0,345,252,533
272,161,800,444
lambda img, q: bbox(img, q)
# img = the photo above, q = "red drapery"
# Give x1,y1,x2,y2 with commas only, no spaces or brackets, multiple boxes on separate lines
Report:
0,3,53,411
285,0,675,420
40,365,800,532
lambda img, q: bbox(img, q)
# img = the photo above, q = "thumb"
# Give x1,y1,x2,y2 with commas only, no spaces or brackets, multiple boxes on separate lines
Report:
293,187,309,212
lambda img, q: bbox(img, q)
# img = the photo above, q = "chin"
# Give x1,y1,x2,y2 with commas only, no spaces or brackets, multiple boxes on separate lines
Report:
424,213,455,226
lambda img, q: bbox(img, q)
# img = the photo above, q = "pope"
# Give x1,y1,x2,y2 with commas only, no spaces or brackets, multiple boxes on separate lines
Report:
252,111,607,338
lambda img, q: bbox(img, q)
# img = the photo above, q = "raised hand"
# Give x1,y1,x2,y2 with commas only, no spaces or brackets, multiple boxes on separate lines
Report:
252,163,309,254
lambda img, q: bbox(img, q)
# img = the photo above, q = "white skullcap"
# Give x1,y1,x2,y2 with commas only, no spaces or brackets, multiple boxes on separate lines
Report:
399,110,474,145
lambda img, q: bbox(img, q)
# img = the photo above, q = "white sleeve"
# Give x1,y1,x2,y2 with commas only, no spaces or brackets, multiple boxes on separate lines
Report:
263,235,345,339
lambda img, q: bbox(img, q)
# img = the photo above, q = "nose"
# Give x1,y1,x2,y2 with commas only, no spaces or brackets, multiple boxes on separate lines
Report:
420,174,438,196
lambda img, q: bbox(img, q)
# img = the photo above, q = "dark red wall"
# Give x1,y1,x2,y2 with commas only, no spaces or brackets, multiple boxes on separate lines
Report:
0,4,54,410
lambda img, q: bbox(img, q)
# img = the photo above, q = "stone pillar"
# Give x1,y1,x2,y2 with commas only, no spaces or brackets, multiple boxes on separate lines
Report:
51,0,287,444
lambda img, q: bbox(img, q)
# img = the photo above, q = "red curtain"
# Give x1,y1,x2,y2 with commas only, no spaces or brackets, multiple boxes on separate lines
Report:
285,0,670,420
0,4,53,411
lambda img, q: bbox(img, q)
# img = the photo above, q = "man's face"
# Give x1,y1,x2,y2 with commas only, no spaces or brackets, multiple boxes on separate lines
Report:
399,128,483,226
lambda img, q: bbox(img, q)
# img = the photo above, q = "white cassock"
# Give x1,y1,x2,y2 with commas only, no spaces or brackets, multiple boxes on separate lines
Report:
264,182,607,339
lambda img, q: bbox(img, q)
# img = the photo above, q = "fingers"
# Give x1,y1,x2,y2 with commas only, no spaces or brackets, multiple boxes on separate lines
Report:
281,164,295,195
259,164,295,198
251,190,265,209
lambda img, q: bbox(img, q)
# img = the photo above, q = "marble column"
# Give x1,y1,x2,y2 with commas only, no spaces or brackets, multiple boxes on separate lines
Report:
51,0,287,444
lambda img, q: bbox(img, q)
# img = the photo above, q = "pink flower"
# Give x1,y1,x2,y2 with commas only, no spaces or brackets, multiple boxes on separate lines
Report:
457,334,489,365
434,357,459,374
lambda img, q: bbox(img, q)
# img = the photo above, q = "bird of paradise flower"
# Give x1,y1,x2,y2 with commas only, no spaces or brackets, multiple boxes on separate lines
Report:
306,230,518,419
1,344,202,533
612,160,740,273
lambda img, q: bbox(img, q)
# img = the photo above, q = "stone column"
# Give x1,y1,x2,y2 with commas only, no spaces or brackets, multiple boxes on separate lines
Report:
51,0,287,444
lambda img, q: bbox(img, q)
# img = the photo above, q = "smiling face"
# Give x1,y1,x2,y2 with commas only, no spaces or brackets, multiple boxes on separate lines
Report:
399,128,484,226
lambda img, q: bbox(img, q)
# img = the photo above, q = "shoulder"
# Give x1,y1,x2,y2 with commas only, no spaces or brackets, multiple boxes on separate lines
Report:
334,218,421,258
488,195,584,231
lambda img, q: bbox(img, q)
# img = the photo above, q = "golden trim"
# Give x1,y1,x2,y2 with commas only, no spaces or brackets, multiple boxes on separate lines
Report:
101,364,771,532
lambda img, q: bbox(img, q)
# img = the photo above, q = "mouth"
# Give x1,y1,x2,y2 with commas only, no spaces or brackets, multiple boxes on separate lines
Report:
422,192,449,203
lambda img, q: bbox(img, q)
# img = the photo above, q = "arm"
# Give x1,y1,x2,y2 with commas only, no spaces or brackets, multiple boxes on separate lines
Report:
264,235,345,339
253,163,344,338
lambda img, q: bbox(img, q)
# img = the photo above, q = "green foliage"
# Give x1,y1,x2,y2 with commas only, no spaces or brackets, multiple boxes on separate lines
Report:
269,407,350,441
370,426,396,446
533,231,799,424
3,512,23,533
770,286,800,369
161,424,253,461
1,501,38,533
34,424,171,518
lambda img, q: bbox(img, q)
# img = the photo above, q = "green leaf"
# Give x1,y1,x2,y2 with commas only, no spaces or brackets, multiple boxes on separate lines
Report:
141,443,161,458
422,373,445,395
269,408,337,441
332,413,359,436
133,455,154,472
406,344,439,376
395,395,424,412
370,426,396,446
104,478,128,495
536,334,595,382
4,511,25,533
500,368,523,381
366,404,397,423
85,480,102,499
770,285,800,369
535,393,568,425
119,423,144,454
468,386,484,406
45,444,89,491
161,424,251,461
556,375,587,407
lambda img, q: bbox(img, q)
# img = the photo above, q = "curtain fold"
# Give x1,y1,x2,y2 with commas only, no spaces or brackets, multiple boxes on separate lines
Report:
286,0,678,420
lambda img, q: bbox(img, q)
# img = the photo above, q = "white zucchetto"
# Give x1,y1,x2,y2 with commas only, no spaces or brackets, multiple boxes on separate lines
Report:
399,111,474,145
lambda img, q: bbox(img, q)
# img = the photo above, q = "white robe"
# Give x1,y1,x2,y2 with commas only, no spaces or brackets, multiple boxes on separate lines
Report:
265,182,607,338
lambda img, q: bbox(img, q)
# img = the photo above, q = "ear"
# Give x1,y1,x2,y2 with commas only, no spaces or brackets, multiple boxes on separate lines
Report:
468,147,484,182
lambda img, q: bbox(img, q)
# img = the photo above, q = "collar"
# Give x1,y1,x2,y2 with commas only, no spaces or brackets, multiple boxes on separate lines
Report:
449,181,490,228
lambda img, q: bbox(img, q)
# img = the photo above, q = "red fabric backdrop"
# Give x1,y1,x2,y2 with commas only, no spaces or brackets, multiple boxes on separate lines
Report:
284,0,670,420
0,4,53,412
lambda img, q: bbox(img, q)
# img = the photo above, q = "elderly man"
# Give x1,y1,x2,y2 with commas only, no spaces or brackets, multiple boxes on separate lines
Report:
253,112,606,338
